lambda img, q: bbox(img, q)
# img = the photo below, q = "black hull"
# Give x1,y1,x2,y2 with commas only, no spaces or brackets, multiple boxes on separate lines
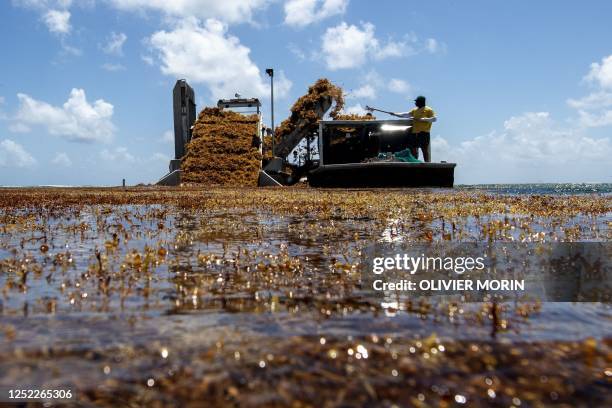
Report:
308,162,456,188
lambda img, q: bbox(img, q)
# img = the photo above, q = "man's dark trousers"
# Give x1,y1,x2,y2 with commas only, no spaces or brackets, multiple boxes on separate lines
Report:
410,131,431,162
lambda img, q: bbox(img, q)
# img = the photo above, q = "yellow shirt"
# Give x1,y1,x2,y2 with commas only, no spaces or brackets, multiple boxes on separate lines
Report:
410,106,435,133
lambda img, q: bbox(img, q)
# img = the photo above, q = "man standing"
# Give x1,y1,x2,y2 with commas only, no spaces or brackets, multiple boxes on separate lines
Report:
394,96,437,162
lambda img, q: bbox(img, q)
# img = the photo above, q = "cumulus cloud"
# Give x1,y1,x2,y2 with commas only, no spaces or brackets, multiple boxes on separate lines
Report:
424,38,446,54
107,0,270,24
284,0,348,27
148,18,292,100
350,84,376,99
150,152,170,162
13,1,74,34
440,57,612,183
103,31,127,55
575,110,612,128
8,123,32,133
567,91,612,110
141,55,154,66
42,9,71,34
160,129,174,144
287,43,307,60
321,22,436,70
99,147,170,165
342,103,367,115
51,151,72,166
0,97,7,120
432,112,611,183
388,78,410,94
12,88,116,143
346,71,411,100
13,0,74,7
100,146,135,163
567,55,612,128
0,139,37,168
585,55,612,89
321,22,379,70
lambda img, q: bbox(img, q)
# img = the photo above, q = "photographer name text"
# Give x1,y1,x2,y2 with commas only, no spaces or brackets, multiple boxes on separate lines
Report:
371,253,524,292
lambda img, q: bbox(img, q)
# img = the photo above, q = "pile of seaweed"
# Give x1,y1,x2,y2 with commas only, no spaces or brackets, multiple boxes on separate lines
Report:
181,108,261,186
275,79,344,144
273,79,375,155
334,113,376,121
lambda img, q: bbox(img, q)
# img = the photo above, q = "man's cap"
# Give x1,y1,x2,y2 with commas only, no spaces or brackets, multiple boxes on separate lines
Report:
414,95,426,102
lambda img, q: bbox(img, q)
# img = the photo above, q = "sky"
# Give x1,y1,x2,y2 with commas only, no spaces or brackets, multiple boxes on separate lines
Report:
0,0,611,185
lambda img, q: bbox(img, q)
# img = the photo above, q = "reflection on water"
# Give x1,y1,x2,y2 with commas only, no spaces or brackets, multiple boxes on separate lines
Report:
459,183,612,195
0,187,610,406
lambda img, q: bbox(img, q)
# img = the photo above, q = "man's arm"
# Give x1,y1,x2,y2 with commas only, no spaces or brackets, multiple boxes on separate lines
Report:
392,112,413,118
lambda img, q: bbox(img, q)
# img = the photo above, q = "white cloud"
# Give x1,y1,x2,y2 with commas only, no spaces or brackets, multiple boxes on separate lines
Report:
101,63,126,71
343,103,367,115
346,72,410,101
321,22,414,70
13,1,74,8
442,56,609,182
161,130,174,144
284,0,348,27
150,152,170,162
345,71,380,100
585,55,612,89
287,43,306,60
42,9,71,34
321,22,373,70
148,18,292,100
12,88,116,143
567,55,612,128
0,139,37,168
100,146,135,163
388,78,410,94
374,42,406,60
0,96,5,119
567,91,612,110
107,0,270,24
433,112,611,183
8,123,31,133
350,84,376,99
59,39,81,55
141,55,154,65
98,147,168,165
13,1,74,34
103,32,127,56
424,38,446,54
576,110,612,128
51,152,72,166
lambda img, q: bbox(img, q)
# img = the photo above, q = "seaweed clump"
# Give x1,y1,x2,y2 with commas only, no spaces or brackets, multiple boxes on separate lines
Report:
333,113,376,121
275,78,344,144
273,79,377,157
181,107,261,186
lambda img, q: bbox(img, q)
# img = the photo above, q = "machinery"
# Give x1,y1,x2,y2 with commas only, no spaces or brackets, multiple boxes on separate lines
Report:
307,119,455,187
158,80,456,187
157,80,262,186
157,79,195,186
260,95,455,187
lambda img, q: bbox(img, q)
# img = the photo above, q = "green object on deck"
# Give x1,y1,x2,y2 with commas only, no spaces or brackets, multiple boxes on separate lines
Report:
394,149,422,163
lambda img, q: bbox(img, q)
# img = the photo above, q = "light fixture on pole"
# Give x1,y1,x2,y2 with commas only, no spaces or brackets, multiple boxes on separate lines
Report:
265,68,275,156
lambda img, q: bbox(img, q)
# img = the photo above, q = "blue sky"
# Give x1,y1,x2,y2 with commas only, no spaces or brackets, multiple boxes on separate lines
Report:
1,0,611,185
